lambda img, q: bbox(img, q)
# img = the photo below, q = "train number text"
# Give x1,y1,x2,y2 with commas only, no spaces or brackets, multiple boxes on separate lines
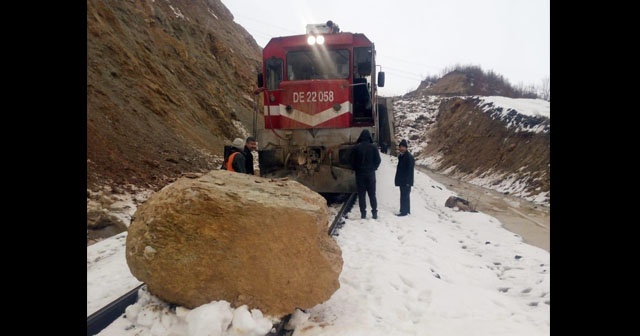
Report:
292,91,334,103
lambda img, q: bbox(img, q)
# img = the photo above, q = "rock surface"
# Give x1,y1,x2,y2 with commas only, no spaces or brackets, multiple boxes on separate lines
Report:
444,196,476,212
126,169,342,317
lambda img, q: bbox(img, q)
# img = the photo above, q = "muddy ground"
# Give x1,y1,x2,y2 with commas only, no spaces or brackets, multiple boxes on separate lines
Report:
418,167,550,253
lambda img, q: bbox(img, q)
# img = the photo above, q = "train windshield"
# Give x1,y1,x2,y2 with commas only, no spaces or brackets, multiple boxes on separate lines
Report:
286,49,350,81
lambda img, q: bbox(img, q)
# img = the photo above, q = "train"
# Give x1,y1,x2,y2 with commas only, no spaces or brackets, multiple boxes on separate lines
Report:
254,21,390,193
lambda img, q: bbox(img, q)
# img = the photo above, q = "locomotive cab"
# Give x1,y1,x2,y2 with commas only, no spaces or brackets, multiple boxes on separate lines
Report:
254,21,386,193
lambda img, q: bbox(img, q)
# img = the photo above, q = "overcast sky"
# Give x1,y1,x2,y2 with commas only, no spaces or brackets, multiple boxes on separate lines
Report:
220,0,550,97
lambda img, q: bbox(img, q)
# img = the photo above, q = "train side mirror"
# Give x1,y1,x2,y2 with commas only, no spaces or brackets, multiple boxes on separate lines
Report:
257,73,264,88
378,72,385,87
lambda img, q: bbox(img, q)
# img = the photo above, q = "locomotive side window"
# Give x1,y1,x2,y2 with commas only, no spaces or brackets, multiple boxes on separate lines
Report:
354,47,373,78
265,58,283,90
353,47,374,122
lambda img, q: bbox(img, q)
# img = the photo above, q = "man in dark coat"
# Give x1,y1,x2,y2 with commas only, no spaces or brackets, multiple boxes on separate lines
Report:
380,141,388,154
350,129,382,219
394,139,414,216
244,136,257,175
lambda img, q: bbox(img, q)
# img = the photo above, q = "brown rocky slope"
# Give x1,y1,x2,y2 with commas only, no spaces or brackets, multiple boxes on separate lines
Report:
422,97,549,202
87,0,263,193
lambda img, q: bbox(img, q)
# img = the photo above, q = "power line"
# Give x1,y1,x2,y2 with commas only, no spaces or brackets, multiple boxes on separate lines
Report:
232,13,298,36
378,54,442,72
383,70,424,82
381,66,429,79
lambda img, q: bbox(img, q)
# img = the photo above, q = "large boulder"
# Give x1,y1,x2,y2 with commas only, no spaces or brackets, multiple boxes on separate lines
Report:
126,170,343,317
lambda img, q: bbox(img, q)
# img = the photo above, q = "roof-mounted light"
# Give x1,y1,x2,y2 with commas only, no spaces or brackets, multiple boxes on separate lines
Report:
307,35,325,45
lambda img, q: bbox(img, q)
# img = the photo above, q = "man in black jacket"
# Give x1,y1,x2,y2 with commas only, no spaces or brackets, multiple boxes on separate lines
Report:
350,129,382,219
394,139,414,216
244,136,257,175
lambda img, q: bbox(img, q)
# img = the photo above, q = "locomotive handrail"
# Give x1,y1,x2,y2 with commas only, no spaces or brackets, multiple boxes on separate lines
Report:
261,88,290,141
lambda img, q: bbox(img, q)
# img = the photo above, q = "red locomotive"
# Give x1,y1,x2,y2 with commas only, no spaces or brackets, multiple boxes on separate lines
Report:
255,21,386,193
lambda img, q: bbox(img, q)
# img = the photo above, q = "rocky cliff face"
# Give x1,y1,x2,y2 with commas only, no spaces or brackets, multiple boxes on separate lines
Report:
87,0,263,193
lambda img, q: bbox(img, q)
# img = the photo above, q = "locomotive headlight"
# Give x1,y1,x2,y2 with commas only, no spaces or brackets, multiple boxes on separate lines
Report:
307,36,316,45
307,35,325,45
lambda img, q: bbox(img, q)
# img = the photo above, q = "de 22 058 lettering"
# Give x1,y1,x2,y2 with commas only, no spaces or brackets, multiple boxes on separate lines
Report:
292,91,334,103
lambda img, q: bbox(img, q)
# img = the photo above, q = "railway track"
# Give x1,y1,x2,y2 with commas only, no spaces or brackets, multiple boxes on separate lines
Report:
87,284,145,336
327,192,357,236
87,193,357,336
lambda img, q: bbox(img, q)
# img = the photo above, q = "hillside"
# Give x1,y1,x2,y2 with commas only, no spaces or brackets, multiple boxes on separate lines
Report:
87,0,262,193
410,67,539,99
391,95,549,206
388,65,550,206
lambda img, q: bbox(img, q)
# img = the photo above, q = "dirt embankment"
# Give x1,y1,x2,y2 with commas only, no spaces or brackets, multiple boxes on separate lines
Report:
421,97,550,203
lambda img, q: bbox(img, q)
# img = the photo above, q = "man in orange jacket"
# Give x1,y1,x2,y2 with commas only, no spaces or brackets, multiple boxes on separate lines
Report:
222,138,247,173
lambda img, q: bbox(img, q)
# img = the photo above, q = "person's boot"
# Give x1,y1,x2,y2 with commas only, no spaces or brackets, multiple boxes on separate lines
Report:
372,210,378,219
361,211,366,219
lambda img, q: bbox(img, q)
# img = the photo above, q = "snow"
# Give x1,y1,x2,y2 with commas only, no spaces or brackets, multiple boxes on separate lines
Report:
477,97,550,133
88,153,550,335
478,96,550,118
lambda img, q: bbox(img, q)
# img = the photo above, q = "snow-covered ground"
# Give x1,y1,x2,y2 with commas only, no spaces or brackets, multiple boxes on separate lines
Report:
88,153,550,336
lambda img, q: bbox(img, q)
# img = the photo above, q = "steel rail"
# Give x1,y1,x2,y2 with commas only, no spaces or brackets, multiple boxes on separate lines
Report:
328,192,357,236
87,283,144,336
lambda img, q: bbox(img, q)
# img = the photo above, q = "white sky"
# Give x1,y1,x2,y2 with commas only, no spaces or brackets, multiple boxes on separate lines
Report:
219,0,550,97
88,154,550,335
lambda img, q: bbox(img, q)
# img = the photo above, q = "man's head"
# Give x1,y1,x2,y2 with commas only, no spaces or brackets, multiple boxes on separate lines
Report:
398,139,408,153
357,129,372,143
232,138,245,150
245,136,257,151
